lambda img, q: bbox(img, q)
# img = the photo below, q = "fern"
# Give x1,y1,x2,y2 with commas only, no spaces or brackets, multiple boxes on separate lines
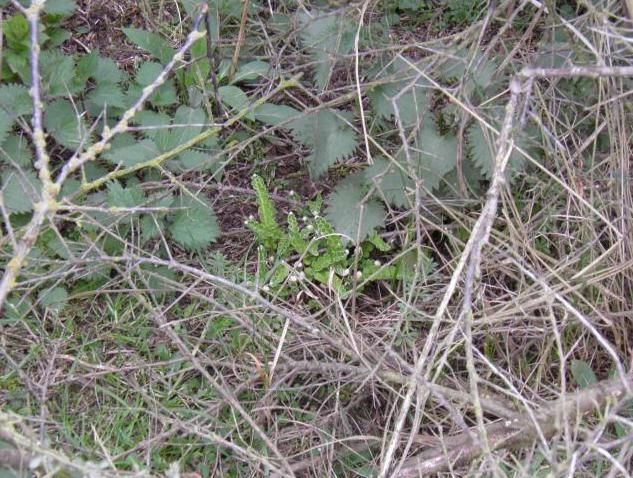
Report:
247,175,284,251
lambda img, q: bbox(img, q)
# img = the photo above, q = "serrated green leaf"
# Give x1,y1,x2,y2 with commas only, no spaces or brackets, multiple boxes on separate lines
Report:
289,109,358,178
3,14,29,50
38,286,68,314
133,110,171,139
168,196,219,251
0,134,33,167
218,86,253,119
106,181,146,208
254,103,300,126
364,157,411,207
124,28,175,64
94,56,124,84
369,82,429,127
154,106,206,153
570,360,598,389
135,61,163,86
232,60,270,83
2,169,40,214
43,0,76,15
103,138,159,167
178,150,218,171
0,111,13,146
86,82,127,113
325,181,386,242
298,10,355,89
468,120,538,182
402,119,457,192
0,84,33,118
44,99,88,149
40,51,78,97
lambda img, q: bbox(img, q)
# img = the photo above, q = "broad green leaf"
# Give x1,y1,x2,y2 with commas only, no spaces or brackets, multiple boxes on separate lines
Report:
232,60,270,83
104,137,159,167
218,86,252,119
468,120,539,182
3,14,29,50
133,110,171,139
107,181,146,208
369,82,429,127
86,82,127,114
40,51,78,97
44,99,88,149
0,134,33,167
94,56,124,84
155,106,206,152
325,181,386,242
0,111,13,146
178,150,218,171
168,196,219,251
254,103,300,126
289,109,358,178
0,84,33,117
298,11,355,89
2,169,40,214
401,119,457,192
135,61,163,86
570,360,598,389
123,28,175,64
38,286,68,314
364,157,411,207
43,0,77,16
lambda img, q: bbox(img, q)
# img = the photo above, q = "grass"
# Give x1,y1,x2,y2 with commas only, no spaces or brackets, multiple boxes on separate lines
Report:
0,0,632,477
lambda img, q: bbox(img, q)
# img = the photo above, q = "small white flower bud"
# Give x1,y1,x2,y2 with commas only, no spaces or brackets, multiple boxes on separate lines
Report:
262,285,270,292
341,268,350,277
302,216,308,222
248,214,255,221
374,260,381,267
306,224,314,231
268,256,274,262
289,275,298,282
295,261,303,269
355,271,363,279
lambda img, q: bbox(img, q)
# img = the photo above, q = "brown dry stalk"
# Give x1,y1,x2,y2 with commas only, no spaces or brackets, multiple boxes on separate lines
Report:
396,374,633,476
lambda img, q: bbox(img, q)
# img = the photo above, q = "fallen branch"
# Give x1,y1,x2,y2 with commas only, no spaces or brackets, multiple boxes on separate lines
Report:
396,374,633,476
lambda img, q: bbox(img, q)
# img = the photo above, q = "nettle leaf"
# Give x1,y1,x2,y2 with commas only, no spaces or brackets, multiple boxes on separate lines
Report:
44,99,89,150
325,181,386,242
468,119,539,181
40,51,79,97
570,360,598,389
94,56,124,84
289,109,358,178
107,181,146,209
43,0,77,16
132,61,178,107
232,60,270,83
123,28,175,64
0,134,33,167
254,103,300,126
364,157,411,208
86,82,127,114
133,110,172,139
104,135,159,168
38,286,69,314
0,110,13,146
2,169,40,214
0,84,33,118
168,196,219,251
402,119,457,193
368,58,430,127
297,10,355,89
155,106,206,152
218,86,252,119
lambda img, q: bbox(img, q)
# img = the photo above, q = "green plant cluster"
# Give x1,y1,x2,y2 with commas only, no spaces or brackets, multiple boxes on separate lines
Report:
246,175,432,295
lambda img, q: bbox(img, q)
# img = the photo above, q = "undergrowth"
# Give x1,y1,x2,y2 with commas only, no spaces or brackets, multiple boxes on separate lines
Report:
0,0,632,477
